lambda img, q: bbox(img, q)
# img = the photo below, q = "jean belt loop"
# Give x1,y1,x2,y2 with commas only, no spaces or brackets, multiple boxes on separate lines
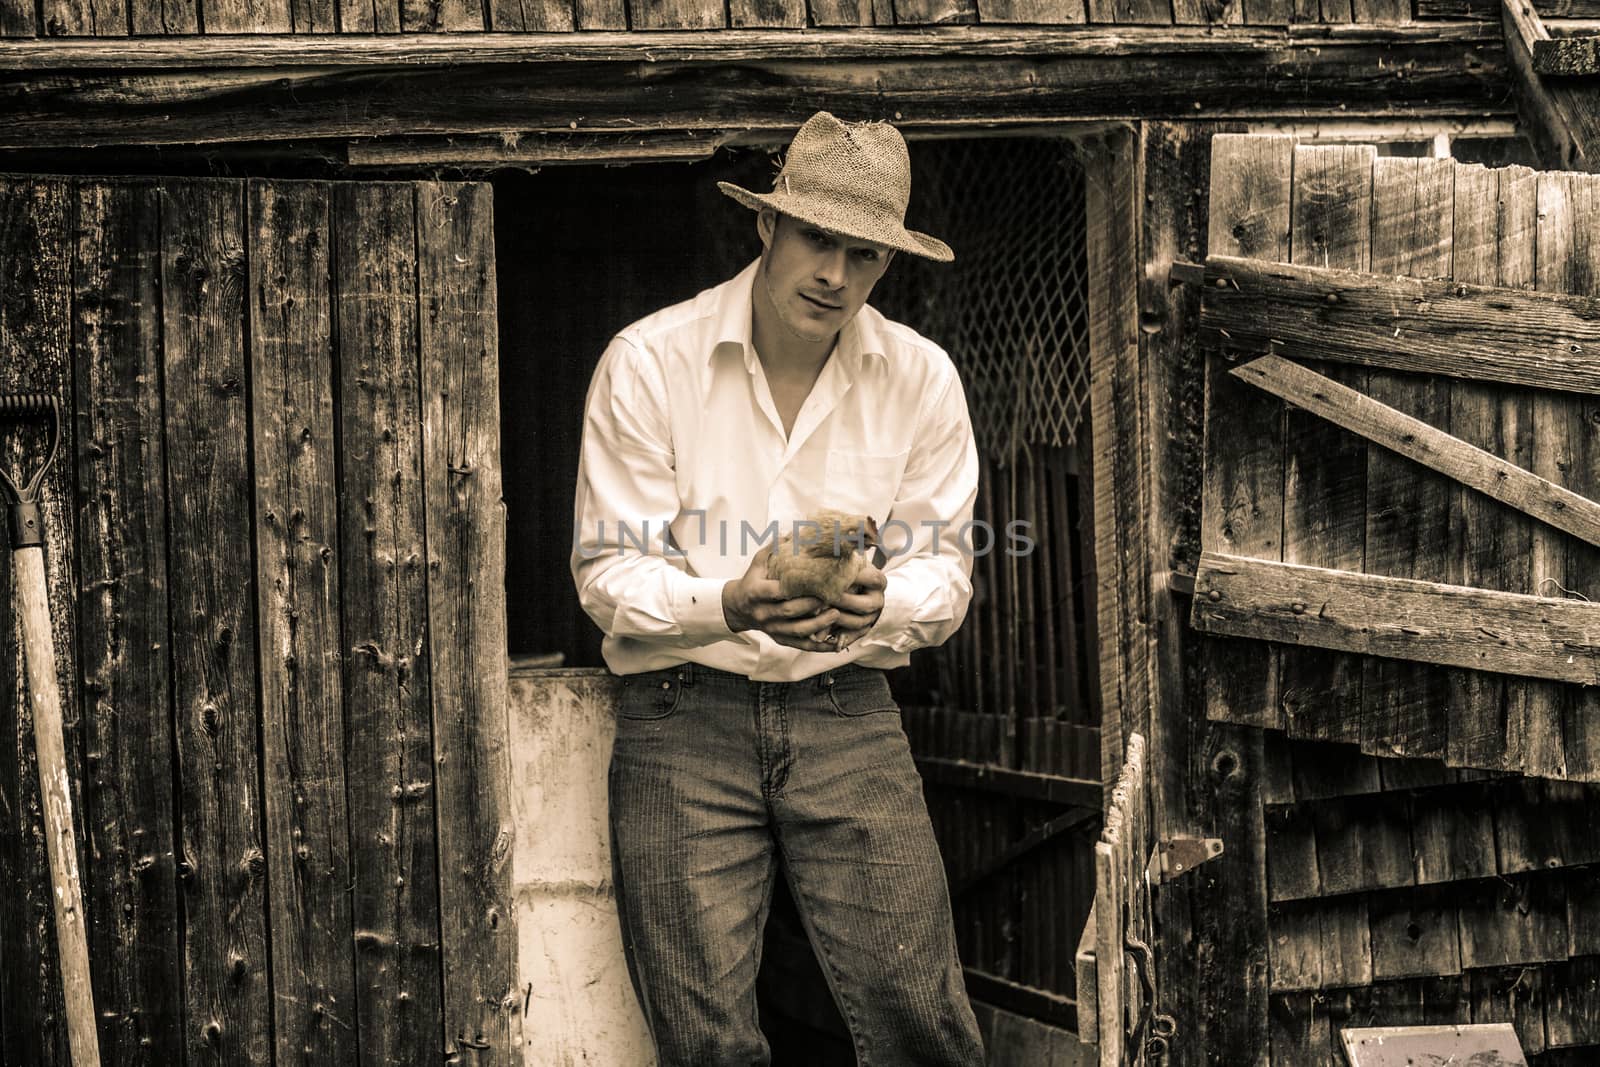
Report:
816,668,834,691
677,662,694,686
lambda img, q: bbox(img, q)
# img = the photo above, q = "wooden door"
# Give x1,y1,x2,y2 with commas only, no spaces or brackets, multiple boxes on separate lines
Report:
0,176,511,1066
1190,135,1600,1063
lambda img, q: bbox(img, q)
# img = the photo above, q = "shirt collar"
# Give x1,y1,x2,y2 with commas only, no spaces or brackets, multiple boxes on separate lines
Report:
711,257,886,379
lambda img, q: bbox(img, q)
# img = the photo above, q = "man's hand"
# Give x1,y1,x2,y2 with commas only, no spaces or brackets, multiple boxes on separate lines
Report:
826,562,886,651
722,546,843,653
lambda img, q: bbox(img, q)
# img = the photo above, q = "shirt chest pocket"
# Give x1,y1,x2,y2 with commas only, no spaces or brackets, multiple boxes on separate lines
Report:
823,448,910,525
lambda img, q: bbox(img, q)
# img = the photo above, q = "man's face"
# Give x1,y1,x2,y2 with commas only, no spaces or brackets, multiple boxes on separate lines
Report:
757,210,894,345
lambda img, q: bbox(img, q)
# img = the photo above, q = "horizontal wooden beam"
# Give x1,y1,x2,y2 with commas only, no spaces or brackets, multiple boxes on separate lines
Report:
345,130,737,167
915,755,1103,810
0,24,1503,69
1232,356,1600,549
1190,551,1600,686
0,30,1508,151
1198,255,1600,393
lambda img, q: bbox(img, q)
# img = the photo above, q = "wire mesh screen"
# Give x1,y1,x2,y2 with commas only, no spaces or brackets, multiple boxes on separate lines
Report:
872,137,1092,460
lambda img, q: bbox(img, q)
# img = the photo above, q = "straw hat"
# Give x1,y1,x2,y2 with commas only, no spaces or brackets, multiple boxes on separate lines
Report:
717,111,954,263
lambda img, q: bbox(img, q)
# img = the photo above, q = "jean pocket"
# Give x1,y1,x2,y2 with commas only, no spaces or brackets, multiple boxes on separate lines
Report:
825,669,899,717
619,669,686,721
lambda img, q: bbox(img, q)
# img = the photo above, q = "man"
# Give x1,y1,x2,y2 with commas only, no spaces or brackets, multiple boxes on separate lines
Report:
570,111,984,1066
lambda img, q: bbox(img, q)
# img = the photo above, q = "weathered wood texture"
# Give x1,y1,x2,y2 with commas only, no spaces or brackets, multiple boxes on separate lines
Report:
73,180,183,1065
1089,733,1148,1066
1193,551,1600,685
417,181,518,1061
1504,0,1600,174
249,179,357,1067
1281,142,1370,746
333,182,444,1065
161,179,273,1065
1200,151,1600,784
0,175,507,1066
0,179,80,1067
0,29,1509,151
1197,255,1600,395
1230,356,1600,551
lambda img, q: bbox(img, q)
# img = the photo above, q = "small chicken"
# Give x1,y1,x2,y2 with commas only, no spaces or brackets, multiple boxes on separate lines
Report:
767,510,881,606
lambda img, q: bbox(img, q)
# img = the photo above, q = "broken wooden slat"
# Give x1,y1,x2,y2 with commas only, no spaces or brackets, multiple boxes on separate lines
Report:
248,179,357,1067
1192,550,1600,686
333,183,444,1062
1232,356,1600,551
1199,254,1600,395
1201,133,1291,732
1279,143,1372,746
161,179,273,1064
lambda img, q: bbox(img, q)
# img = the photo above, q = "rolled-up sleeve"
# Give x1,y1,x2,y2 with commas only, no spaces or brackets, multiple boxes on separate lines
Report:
856,362,979,655
570,335,735,646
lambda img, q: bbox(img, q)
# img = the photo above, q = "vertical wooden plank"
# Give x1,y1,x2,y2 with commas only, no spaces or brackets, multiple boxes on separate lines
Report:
1363,155,1455,762
730,0,803,24
1447,163,1537,774
628,0,724,26
1457,874,1568,969
128,0,197,33
1546,955,1600,1048
1269,993,1330,1067
292,0,335,30
417,180,517,1063
334,182,444,1066
487,0,572,29
0,0,34,35
974,0,1085,22
1314,793,1412,895
340,0,400,32
161,179,272,1064
1172,0,1237,24
887,0,976,21
403,0,485,28
1188,130,1278,1067
1265,804,1318,901
1350,0,1405,22
38,0,126,36
0,178,77,1067
204,0,290,32
1409,782,1496,886
1528,171,1583,781
249,180,357,1067
1553,174,1600,783
73,180,183,1066
1200,133,1290,732
1469,967,1547,1056
1282,142,1372,746
808,0,876,25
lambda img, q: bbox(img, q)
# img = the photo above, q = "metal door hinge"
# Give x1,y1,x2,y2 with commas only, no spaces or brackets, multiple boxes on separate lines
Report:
1147,835,1224,884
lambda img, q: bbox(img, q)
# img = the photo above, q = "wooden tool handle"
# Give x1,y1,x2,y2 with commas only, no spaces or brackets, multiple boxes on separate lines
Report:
15,545,101,1066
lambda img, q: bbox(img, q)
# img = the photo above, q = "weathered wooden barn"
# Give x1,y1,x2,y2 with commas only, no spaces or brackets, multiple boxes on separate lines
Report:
2,0,1600,1063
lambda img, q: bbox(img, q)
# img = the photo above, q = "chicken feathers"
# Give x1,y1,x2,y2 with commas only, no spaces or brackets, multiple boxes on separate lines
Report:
767,510,881,605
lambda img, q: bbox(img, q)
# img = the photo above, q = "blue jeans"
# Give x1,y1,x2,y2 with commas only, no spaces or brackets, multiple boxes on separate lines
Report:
608,661,986,1067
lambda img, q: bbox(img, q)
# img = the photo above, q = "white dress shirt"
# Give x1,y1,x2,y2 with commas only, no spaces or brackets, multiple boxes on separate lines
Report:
569,258,979,682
